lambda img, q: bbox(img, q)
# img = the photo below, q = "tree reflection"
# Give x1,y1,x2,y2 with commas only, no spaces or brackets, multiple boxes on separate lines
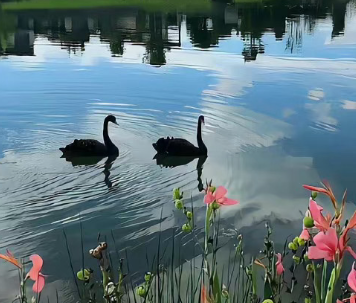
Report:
0,0,351,62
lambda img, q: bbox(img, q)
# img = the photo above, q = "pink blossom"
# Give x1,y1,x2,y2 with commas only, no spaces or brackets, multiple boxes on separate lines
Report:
308,228,356,262
275,253,284,275
204,186,238,206
300,229,310,241
26,254,45,293
309,199,332,232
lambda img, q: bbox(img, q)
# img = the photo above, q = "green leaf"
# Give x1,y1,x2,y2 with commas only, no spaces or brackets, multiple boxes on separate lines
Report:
252,260,258,296
213,270,222,303
77,269,91,281
325,268,336,303
264,274,273,300
313,262,321,303
321,260,327,302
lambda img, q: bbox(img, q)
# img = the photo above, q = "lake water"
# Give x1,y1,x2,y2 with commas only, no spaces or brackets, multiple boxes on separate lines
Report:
1,0,356,301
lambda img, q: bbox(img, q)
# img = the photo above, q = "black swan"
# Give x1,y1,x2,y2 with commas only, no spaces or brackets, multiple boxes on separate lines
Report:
152,115,207,156
60,115,119,157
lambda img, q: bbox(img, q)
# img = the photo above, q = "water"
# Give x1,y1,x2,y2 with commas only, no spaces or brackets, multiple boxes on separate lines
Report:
0,0,356,301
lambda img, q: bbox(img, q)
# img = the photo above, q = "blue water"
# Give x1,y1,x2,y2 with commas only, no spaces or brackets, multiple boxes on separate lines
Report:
0,1,356,301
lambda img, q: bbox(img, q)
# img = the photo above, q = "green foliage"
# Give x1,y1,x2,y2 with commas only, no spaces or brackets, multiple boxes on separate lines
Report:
2,0,213,13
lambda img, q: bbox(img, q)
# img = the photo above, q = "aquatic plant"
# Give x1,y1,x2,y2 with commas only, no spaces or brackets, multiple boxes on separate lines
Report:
4,180,356,303
0,252,45,303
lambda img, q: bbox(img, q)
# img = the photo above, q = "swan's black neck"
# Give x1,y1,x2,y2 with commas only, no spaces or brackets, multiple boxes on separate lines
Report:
197,119,207,155
103,118,117,152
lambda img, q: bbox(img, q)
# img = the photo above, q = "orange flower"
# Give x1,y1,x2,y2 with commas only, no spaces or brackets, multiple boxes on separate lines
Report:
0,250,22,269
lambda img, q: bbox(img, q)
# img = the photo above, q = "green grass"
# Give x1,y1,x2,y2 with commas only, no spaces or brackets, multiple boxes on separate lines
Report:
2,0,213,12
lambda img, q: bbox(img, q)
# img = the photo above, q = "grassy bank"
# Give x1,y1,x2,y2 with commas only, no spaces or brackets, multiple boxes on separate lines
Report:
2,0,213,12
1,0,266,12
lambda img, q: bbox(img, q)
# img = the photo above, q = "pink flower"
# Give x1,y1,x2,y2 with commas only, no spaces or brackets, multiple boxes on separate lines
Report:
300,229,310,241
26,254,45,293
348,262,356,292
275,253,284,275
337,264,356,303
308,227,356,262
204,186,238,206
309,199,332,232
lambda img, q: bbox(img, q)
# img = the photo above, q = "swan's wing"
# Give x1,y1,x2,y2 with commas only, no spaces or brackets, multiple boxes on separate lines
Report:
165,139,199,155
63,139,105,153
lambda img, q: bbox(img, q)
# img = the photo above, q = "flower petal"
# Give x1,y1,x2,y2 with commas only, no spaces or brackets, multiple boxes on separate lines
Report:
308,246,333,261
349,263,356,292
309,200,330,231
28,254,43,281
347,247,356,262
215,186,227,200
303,185,329,195
221,198,239,206
300,229,310,240
32,274,45,293
0,253,21,269
347,211,356,230
204,192,215,205
313,229,338,254
275,253,284,275
351,294,356,303
309,198,323,211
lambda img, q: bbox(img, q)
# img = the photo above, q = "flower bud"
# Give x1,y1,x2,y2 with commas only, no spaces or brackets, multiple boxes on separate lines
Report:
173,188,181,200
182,223,192,233
175,200,184,210
288,242,298,251
262,300,274,303
186,211,193,220
311,191,318,200
209,186,216,193
298,238,306,246
144,272,152,282
222,289,229,298
306,264,314,272
293,237,299,245
303,217,314,228
211,202,220,210
106,282,116,296
136,286,146,297
293,255,301,264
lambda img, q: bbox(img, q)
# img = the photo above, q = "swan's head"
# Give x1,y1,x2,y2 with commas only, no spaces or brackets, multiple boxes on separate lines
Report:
107,115,118,125
199,115,205,125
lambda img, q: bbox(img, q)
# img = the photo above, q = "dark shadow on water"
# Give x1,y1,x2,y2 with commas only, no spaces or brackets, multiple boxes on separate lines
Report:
153,154,207,191
60,154,118,188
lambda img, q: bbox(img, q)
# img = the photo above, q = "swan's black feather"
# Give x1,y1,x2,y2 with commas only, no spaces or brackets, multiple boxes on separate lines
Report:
152,115,207,157
153,137,201,156
59,115,119,157
60,139,108,156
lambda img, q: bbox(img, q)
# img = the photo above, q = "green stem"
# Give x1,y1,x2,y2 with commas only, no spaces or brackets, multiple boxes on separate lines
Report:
324,268,335,303
321,260,327,302
102,268,109,297
313,262,321,303
204,205,212,254
325,261,343,303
